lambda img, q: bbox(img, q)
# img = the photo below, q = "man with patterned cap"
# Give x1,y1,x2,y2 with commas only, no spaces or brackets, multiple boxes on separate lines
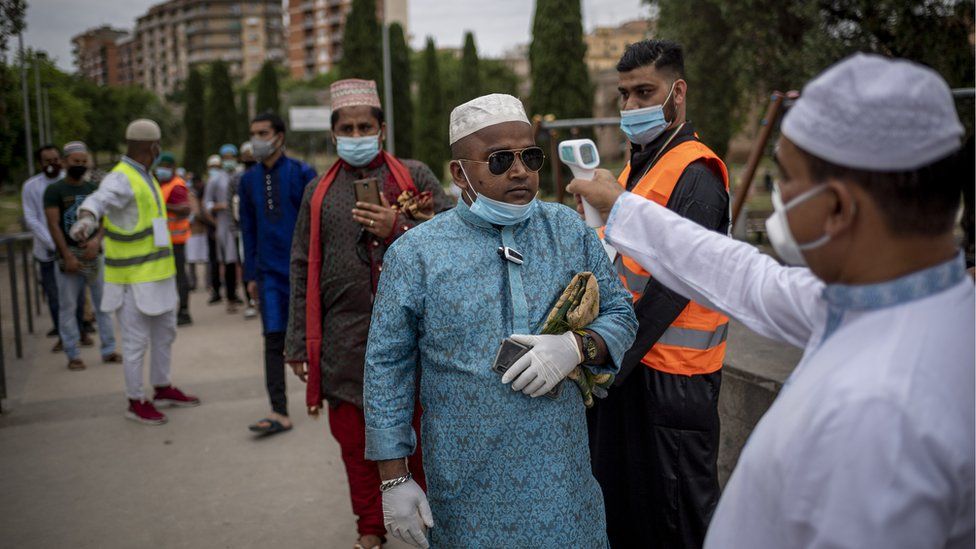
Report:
285,78,449,548
239,111,316,437
569,53,974,548
71,119,200,425
363,93,637,547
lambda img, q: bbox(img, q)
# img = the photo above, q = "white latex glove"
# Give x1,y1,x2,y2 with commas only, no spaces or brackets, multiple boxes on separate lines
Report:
383,479,434,548
501,333,583,397
69,212,98,243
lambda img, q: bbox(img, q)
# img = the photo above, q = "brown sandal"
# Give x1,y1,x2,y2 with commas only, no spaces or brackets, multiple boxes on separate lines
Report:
102,352,123,364
67,358,86,371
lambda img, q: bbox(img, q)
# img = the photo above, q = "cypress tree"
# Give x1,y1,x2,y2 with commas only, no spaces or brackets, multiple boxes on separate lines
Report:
458,31,481,103
389,22,413,158
415,37,446,179
338,0,383,88
183,67,206,176
529,0,592,119
255,60,280,116
205,60,238,153
238,88,250,141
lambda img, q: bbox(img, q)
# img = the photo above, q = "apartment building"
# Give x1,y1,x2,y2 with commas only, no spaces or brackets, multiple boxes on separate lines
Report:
584,19,654,73
286,0,408,79
71,26,130,86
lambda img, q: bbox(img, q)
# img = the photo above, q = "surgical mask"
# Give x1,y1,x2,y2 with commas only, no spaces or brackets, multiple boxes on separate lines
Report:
43,164,60,178
250,134,279,161
222,159,237,171
336,135,381,167
458,162,538,226
66,165,87,180
619,83,675,145
208,168,221,180
155,167,174,182
765,183,831,266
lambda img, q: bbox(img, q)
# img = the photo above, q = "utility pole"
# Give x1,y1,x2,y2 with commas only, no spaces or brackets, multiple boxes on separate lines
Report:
380,0,395,155
18,33,33,176
43,87,52,142
33,53,45,145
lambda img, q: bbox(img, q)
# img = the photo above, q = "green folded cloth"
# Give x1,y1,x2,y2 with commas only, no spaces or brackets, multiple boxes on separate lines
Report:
540,272,614,408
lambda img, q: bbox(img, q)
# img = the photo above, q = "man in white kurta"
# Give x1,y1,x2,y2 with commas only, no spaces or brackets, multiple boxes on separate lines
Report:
569,53,975,548
73,119,200,425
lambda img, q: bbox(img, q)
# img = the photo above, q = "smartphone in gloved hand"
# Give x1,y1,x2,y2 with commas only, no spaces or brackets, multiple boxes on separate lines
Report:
491,338,563,399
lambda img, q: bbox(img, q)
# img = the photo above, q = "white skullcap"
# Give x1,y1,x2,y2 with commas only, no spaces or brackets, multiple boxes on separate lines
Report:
206,154,221,168
240,141,253,155
449,93,530,145
63,141,88,156
125,118,161,141
782,53,963,172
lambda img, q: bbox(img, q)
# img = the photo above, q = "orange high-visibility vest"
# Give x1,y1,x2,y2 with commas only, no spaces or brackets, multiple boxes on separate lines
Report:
614,140,730,376
159,176,191,245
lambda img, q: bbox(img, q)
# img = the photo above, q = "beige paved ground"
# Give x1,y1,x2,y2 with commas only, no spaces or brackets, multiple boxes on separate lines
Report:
0,287,411,549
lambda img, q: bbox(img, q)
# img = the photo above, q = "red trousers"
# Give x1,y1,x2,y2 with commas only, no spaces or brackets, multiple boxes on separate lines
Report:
327,401,426,537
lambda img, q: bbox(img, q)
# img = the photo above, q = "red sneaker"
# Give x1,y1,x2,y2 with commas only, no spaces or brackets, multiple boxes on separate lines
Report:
153,385,201,408
125,399,167,425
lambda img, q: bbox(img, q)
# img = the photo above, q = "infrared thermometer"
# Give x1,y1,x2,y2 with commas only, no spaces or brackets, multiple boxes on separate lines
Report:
559,139,603,228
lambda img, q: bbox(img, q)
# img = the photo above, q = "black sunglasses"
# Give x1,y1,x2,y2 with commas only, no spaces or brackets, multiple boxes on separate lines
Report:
460,146,546,176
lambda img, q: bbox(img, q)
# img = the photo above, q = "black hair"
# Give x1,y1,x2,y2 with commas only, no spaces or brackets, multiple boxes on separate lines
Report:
251,112,286,134
35,144,59,163
330,106,384,130
616,39,685,80
796,146,963,237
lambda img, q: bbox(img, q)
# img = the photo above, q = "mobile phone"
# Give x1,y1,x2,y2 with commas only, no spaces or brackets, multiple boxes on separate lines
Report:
491,338,563,400
354,177,382,206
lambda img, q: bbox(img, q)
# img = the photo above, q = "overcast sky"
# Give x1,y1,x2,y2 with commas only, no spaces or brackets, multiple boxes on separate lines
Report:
22,0,651,71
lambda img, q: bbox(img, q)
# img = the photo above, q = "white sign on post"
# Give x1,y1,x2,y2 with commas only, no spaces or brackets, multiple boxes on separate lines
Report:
289,107,332,131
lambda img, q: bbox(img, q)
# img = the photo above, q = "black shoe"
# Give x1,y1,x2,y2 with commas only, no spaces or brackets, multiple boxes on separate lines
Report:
46,328,59,338
228,297,244,306
83,322,96,334
177,312,193,326
207,295,222,305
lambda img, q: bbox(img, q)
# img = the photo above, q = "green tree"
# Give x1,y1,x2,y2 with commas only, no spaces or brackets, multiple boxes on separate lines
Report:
458,31,481,103
415,37,447,179
238,88,250,139
481,59,519,96
205,60,238,153
529,0,592,119
255,60,280,115
338,0,383,88
183,67,206,176
389,22,413,158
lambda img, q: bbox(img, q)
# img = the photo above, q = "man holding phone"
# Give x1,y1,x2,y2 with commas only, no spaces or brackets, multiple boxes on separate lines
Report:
285,79,450,549
239,112,317,437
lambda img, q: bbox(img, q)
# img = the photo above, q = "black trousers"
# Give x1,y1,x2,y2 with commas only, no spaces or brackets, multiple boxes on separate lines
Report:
173,244,189,314
265,332,287,416
587,366,722,549
207,230,221,298
37,259,84,332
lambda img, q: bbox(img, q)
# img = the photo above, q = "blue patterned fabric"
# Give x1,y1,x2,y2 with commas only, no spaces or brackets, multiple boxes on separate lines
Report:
239,154,316,333
820,253,965,340
364,199,637,547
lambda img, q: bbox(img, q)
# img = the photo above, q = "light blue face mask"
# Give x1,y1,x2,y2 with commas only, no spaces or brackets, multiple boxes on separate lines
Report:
458,162,538,226
155,167,174,182
336,134,381,167
207,168,221,180
619,83,675,145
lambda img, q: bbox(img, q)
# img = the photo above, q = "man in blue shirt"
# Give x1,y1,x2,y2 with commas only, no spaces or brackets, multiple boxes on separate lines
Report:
239,113,317,435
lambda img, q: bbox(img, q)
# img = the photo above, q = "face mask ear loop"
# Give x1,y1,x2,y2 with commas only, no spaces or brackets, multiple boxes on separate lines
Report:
456,161,479,203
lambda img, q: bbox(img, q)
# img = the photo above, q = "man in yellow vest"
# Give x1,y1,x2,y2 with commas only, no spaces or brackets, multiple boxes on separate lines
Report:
585,40,730,548
155,152,193,326
71,119,200,425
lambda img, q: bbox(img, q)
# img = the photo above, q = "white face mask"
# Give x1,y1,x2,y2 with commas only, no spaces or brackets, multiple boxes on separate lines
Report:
765,183,831,266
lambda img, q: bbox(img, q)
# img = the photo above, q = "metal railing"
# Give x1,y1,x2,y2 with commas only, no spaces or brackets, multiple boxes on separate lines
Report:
0,232,43,413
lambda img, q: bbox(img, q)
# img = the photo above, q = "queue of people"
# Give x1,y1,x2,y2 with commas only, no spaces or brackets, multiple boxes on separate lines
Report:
16,36,973,549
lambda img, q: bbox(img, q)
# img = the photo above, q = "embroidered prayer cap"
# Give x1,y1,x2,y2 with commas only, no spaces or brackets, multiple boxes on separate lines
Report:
219,143,238,156
330,78,382,111
782,53,963,172
207,154,221,168
125,118,161,141
62,141,88,156
449,93,530,145
240,141,253,155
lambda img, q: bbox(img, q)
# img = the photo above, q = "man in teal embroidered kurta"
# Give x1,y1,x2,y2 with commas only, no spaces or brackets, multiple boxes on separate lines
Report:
364,94,637,547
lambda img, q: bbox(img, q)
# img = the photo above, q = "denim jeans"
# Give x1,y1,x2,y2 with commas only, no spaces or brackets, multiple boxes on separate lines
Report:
54,259,115,360
37,259,84,332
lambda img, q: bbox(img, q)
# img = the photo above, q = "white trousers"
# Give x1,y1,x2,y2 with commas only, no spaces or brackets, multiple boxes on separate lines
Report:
117,287,176,400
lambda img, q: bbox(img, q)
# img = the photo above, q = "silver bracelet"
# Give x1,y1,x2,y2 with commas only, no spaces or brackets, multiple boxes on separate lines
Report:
379,472,412,492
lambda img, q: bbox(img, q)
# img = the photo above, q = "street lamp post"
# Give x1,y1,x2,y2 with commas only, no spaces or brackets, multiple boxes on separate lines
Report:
33,54,45,145
18,32,33,176
381,0,395,156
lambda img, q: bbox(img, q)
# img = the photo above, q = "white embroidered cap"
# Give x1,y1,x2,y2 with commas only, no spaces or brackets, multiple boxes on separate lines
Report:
449,93,530,145
125,118,161,141
781,53,963,172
